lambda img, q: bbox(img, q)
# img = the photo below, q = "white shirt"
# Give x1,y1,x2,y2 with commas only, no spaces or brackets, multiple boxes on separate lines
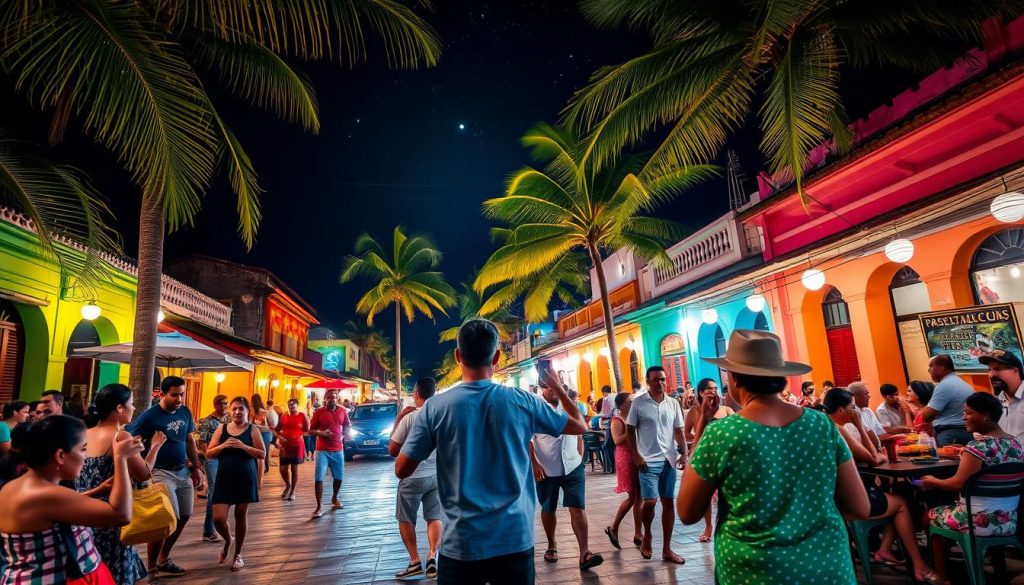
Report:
392,408,436,478
265,408,279,429
999,382,1024,442
856,405,886,437
625,392,685,465
875,403,903,429
532,403,582,477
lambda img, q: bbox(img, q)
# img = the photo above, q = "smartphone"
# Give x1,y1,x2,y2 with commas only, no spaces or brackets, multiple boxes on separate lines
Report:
910,479,925,488
536,358,552,387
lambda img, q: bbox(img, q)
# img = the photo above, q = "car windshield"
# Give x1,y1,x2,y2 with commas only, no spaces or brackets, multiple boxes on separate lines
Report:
351,404,397,420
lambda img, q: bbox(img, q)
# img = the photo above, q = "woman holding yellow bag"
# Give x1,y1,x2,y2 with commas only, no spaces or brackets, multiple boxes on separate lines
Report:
78,384,166,585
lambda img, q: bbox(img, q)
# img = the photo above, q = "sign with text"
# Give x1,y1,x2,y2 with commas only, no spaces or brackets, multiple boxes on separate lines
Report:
918,304,1024,373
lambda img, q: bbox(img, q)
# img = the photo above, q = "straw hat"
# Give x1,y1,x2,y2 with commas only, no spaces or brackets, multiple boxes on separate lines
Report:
701,329,811,376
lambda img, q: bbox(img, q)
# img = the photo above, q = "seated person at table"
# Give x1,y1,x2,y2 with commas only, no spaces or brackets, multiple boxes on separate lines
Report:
823,389,938,582
876,383,912,434
922,392,1024,584
907,380,935,435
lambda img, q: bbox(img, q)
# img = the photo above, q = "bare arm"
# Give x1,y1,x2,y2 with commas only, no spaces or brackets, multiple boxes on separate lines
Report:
247,427,266,460
529,441,545,481
186,432,202,470
543,370,586,435
919,406,939,423
610,418,627,446
674,426,687,468
203,425,228,458
395,454,420,479
677,463,715,524
835,459,871,520
44,433,141,527
626,424,647,472
838,424,883,466
922,453,983,492
684,408,697,442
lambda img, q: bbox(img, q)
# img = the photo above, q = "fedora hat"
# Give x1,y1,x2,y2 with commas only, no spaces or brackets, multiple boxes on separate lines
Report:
701,329,811,376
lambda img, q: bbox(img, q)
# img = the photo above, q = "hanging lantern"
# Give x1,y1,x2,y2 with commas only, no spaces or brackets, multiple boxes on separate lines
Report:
624,338,635,351
215,373,226,383
801,269,826,291
80,303,101,321
702,308,718,325
884,239,915,263
991,191,1024,223
745,294,766,313
599,347,610,357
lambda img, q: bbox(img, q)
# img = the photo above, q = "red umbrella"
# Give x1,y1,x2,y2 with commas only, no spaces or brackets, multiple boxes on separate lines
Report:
304,378,358,389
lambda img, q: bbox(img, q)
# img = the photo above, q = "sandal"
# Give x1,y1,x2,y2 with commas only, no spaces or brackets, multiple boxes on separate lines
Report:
914,570,945,584
579,552,604,571
662,552,686,565
874,551,901,567
543,549,558,563
604,527,621,550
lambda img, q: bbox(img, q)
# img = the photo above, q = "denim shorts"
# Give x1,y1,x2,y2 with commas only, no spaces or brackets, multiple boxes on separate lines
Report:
153,466,194,518
396,475,442,524
314,450,344,482
536,463,586,513
638,459,678,500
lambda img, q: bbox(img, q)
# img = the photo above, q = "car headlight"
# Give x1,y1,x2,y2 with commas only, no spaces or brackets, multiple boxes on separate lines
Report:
348,429,362,439
380,424,393,436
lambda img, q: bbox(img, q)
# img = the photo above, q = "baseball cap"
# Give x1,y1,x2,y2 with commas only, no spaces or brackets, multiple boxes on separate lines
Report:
979,349,1024,371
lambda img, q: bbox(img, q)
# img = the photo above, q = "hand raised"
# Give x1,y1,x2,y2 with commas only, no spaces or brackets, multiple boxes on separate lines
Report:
150,430,168,450
113,431,144,460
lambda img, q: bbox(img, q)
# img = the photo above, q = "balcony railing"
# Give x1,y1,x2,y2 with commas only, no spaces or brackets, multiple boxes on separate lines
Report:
1,207,234,334
556,281,640,338
640,212,760,301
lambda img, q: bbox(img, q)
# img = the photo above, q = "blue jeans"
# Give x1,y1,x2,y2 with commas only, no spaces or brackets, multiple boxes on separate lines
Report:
203,458,218,536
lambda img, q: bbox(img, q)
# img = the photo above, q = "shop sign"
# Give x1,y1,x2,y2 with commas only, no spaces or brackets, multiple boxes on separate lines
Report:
918,304,1024,372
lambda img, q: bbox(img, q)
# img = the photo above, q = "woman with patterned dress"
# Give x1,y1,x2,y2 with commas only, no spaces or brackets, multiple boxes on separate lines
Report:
922,391,1024,584
76,385,166,585
0,415,144,585
207,397,265,571
274,398,309,501
604,392,642,549
678,330,871,585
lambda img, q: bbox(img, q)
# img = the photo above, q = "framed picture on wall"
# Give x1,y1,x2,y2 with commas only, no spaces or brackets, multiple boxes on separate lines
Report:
918,303,1024,373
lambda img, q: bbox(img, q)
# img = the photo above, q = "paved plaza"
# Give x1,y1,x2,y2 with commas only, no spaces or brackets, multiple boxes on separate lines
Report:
163,457,1012,585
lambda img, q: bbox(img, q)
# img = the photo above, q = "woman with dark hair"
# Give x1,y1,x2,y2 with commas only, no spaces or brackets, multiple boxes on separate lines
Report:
604,391,643,549
0,415,144,584
206,396,265,571
677,330,871,585
682,378,734,542
250,394,272,479
274,398,309,500
78,384,166,584
906,380,935,435
0,400,29,454
922,392,1024,583
822,389,938,581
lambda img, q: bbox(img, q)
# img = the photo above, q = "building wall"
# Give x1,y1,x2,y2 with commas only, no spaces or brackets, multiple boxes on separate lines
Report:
165,258,269,344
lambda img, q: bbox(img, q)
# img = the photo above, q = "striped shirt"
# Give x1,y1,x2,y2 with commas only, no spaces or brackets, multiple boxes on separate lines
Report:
0,524,103,584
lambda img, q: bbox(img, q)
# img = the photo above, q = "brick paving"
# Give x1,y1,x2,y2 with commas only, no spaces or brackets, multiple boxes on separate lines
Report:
160,456,1020,584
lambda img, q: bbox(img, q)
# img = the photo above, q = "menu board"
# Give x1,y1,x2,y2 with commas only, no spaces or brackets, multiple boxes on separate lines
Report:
918,304,1024,373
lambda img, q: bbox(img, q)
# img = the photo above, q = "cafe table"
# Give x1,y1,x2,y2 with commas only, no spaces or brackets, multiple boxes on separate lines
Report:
858,457,960,479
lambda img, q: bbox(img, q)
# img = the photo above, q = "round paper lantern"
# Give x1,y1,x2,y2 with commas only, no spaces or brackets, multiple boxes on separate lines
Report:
1012,266,1022,279
884,238,915,263
701,308,718,325
80,303,101,321
801,269,826,291
745,294,766,313
991,191,1024,223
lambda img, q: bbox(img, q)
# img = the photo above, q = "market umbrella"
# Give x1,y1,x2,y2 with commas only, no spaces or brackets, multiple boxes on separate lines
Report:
304,378,358,389
74,332,255,371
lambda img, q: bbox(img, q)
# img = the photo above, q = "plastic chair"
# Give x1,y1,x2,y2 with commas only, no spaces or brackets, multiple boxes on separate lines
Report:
846,517,899,585
582,431,606,472
928,462,1024,585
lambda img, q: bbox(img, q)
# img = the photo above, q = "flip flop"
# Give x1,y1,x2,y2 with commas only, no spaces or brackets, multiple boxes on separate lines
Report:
604,527,621,550
579,552,604,571
662,553,686,565
698,534,713,543
311,509,323,519
874,552,902,567
331,502,344,510
543,549,558,563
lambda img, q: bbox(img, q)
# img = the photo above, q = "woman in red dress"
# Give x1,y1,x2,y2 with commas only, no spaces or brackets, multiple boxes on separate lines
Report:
274,398,309,501
604,392,643,549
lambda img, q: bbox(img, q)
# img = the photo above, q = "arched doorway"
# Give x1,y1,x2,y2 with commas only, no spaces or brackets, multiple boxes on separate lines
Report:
629,350,640,389
660,334,688,391
889,267,932,382
595,355,611,391
63,320,101,410
753,312,769,331
577,359,593,398
971,227,1024,304
822,288,860,386
0,300,25,403
697,323,728,384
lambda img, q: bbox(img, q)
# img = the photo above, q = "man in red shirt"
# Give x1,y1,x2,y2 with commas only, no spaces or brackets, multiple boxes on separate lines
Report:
309,389,351,518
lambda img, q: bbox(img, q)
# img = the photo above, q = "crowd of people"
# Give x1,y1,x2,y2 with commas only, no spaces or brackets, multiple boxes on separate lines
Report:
3,318,1024,584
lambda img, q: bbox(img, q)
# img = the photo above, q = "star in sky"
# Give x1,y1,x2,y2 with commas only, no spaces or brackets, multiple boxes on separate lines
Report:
458,123,466,131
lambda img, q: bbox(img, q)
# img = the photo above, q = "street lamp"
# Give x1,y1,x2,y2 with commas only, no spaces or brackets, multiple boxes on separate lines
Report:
81,302,101,321
215,373,225,392
801,269,826,291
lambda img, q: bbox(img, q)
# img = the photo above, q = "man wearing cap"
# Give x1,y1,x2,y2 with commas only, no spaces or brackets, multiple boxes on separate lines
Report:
921,354,975,446
981,350,1024,441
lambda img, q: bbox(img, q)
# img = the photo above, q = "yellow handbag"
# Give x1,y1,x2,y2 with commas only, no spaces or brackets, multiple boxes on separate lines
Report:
120,482,177,545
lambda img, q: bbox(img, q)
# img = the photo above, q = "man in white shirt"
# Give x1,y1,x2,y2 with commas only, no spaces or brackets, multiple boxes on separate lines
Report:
626,366,686,565
875,384,911,433
848,381,885,448
530,383,604,571
980,350,1024,441
389,377,442,580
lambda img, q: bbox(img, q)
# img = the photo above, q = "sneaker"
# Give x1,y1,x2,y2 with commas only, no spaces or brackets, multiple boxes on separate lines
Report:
396,561,423,580
155,559,186,577
202,534,219,543
425,558,437,579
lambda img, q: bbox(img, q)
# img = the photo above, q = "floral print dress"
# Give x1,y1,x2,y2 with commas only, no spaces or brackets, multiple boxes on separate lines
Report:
929,436,1024,536
75,456,146,585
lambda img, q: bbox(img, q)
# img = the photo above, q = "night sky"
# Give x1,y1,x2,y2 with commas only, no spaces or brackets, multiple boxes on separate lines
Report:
4,1,933,379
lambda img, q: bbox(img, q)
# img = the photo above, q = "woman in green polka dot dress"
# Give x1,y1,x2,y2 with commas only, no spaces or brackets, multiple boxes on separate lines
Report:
677,330,871,585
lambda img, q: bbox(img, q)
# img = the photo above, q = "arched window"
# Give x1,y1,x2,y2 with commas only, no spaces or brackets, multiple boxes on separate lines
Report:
713,325,726,357
660,334,688,390
753,312,769,331
971,228,1024,305
0,300,25,403
822,288,851,328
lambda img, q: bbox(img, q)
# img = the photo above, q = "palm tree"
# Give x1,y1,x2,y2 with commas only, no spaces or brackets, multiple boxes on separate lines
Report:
476,123,713,391
340,227,456,392
341,320,394,362
0,1,441,409
567,0,1021,197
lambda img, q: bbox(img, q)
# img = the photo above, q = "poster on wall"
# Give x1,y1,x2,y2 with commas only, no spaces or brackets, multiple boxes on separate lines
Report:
918,303,1024,373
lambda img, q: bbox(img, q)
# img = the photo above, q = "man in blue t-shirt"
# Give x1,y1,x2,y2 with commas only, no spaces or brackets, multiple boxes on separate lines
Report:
127,376,205,578
922,354,976,446
396,319,587,584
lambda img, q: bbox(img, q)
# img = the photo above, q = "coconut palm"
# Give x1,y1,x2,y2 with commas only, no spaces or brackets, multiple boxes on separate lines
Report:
341,320,394,362
340,227,456,392
0,0,441,409
567,0,1022,197
476,123,714,391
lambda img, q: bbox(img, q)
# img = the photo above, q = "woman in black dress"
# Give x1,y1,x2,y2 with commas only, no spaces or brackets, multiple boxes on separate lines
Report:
206,396,265,571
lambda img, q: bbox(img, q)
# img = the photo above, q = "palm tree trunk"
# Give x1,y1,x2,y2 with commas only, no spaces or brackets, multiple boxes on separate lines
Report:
128,188,164,414
394,302,403,394
589,242,624,392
